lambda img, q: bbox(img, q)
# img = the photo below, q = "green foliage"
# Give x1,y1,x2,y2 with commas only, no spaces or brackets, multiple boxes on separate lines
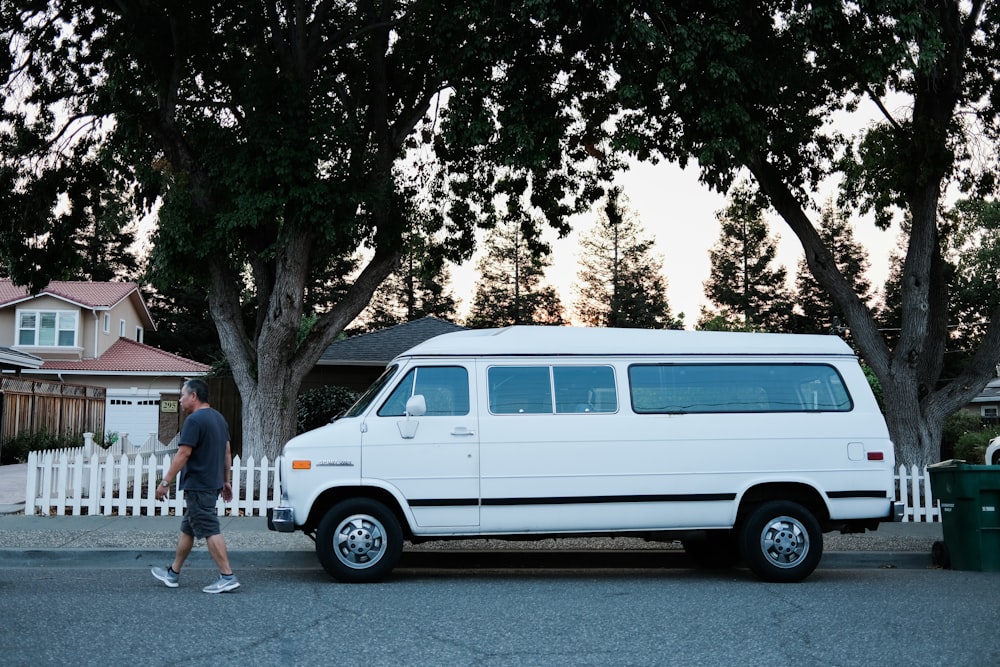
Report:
0,430,112,465
954,426,1000,465
597,1,1000,467
694,309,765,333
296,386,361,434
941,411,984,461
862,365,884,413
0,1,610,460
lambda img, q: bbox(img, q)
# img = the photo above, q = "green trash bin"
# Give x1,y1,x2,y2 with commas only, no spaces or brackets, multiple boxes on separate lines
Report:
927,460,1000,572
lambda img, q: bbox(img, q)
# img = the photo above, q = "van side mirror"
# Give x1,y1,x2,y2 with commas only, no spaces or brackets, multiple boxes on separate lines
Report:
405,394,427,417
398,395,426,439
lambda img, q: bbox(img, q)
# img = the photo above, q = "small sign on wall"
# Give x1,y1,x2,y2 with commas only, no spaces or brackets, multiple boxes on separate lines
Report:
161,400,178,413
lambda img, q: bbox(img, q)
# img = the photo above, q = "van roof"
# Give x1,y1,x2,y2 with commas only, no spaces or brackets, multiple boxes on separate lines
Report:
396,326,856,359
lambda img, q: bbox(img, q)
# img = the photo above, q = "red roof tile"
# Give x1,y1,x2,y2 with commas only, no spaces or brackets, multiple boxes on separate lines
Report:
0,280,140,308
39,338,210,374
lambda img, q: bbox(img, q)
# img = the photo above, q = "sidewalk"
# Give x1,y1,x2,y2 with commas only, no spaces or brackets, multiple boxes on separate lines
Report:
0,463,26,514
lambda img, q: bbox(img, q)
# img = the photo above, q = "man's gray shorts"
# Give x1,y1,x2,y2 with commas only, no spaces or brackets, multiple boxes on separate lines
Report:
180,489,222,539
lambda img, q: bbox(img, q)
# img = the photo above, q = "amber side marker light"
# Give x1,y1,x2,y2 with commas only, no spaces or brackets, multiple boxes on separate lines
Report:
291,460,312,470
867,452,885,461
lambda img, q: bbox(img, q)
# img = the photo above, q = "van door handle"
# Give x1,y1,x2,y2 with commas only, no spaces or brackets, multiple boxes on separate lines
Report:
451,427,476,436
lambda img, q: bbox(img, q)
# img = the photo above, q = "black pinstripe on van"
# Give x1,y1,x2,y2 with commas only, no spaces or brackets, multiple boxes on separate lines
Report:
826,490,891,499
409,490,889,509
408,492,736,508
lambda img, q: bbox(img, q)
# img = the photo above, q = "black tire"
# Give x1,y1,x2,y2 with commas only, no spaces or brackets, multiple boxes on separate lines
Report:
738,501,823,583
682,531,741,569
316,498,403,583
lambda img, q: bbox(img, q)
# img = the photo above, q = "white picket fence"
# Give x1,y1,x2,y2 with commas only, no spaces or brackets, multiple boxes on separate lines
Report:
896,464,940,522
25,450,280,517
23,449,943,522
56,432,177,461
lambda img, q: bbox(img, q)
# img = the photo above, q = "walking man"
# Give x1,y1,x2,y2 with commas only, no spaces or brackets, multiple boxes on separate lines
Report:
152,378,239,593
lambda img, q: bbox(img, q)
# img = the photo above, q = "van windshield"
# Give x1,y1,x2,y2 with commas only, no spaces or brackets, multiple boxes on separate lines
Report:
341,365,399,418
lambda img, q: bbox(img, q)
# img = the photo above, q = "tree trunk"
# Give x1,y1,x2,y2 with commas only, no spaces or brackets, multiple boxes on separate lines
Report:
881,380,942,469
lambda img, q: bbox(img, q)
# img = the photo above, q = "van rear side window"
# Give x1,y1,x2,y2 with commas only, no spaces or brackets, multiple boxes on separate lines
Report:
488,365,617,414
628,364,852,414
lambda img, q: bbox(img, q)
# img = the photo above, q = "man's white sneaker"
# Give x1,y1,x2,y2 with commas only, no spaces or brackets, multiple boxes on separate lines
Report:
151,565,179,588
202,574,240,594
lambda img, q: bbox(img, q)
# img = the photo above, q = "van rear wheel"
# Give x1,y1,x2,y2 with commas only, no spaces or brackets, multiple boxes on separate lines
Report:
739,501,822,583
316,499,403,583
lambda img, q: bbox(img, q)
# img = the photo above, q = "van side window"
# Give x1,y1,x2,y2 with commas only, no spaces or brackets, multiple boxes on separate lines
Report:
628,364,852,414
553,366,617,413
488,365,617,414
488,366,552,414
377,366,470,417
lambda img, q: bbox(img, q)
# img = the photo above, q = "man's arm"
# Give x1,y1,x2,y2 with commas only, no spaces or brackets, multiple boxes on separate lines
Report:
155,445,192,500
221,441,233,502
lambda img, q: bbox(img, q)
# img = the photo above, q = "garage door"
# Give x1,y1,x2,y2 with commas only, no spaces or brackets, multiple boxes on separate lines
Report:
105,392,161,447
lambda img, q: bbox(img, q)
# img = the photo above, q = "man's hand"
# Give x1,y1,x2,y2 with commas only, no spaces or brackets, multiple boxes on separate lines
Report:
155,483,170,501
221,481,233,502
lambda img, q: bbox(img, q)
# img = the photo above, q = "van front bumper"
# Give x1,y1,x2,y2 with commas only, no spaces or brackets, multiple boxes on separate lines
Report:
267,507,296,533
888,501,904,522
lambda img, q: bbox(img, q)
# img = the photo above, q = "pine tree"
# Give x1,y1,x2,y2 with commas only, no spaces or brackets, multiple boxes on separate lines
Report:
362,230,458,331
792,200,873,335
465,219,565,328
700,185,793,331
574,188,682,329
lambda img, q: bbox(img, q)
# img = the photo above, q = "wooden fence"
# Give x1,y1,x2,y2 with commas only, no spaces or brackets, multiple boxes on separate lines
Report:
25,450,279,517
0,376,106,447
24,449,943,522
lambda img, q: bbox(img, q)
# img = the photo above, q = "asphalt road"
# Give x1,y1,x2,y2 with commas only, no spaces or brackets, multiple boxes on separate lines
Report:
1,559,998,666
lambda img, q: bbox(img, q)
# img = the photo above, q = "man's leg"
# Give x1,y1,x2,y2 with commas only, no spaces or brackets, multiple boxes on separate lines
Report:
171,531,195,573
206,533,234,575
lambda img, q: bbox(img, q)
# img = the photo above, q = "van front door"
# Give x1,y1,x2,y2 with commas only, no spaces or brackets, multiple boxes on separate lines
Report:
362,363,480,527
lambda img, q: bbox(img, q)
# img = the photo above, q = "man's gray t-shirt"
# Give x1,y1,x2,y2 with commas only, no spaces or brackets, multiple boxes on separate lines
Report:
178,407,230,491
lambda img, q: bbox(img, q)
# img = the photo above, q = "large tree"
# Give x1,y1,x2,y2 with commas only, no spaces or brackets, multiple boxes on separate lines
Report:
596,0,1000,467
574,187,681,328
700,185,794,331
0,2,610,459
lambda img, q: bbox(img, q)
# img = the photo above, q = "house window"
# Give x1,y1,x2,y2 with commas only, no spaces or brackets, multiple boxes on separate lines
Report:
103,314,110,333
135,326,143,343
983,406,998,419
119,319,126,337
17,310,78,347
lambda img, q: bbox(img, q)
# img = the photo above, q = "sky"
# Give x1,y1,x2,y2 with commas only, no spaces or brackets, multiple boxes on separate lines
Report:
448,159,902,328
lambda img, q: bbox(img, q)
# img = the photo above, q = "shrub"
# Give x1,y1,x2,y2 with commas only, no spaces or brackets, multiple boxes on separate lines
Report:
941,411,983,461
296,385,360,434
0,430,119,465
954,426,1000,464
1,430,78,465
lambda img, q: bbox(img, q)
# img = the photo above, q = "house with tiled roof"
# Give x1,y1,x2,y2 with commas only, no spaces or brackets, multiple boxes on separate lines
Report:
0,280,209,443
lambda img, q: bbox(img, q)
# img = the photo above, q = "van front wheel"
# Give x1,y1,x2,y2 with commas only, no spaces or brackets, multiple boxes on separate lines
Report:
739,501,822,583
316,499,403,583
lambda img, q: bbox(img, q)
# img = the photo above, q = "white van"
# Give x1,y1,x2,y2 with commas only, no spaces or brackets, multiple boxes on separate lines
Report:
268,326,902,583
